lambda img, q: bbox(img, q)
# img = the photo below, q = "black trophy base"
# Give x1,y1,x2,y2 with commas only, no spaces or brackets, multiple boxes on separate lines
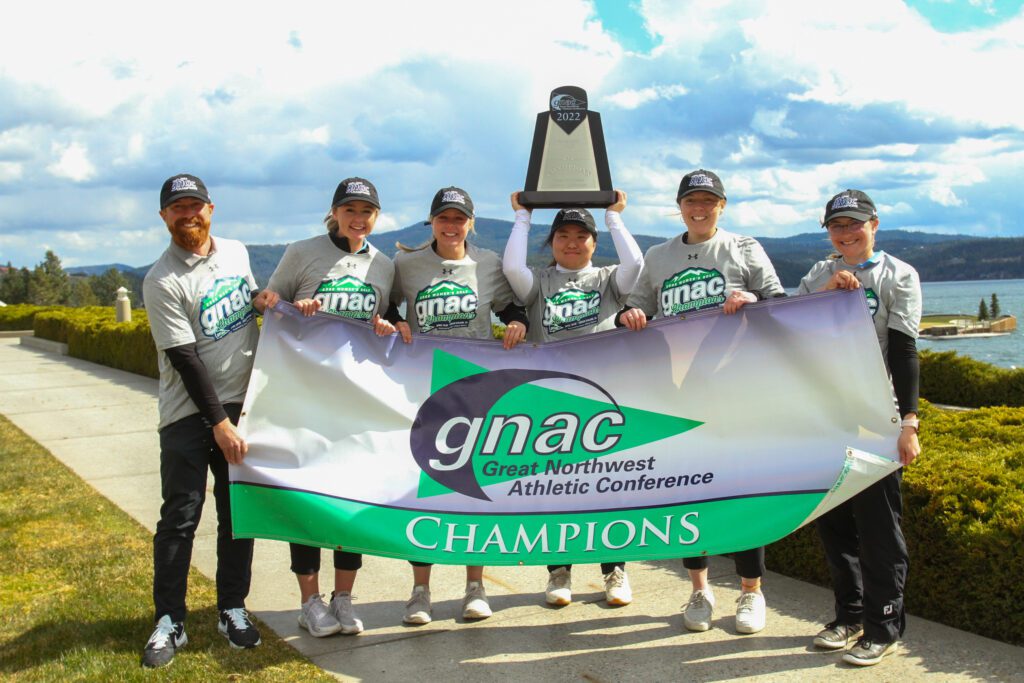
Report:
518,190,618,210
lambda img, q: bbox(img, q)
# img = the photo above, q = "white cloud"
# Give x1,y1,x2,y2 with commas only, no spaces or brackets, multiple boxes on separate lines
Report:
605,84,688,109
47,142,96,182
0,162,23,183
751,108,797,139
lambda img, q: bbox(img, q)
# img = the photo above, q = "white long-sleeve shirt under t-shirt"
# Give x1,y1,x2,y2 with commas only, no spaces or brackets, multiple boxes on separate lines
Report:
502,209,643,342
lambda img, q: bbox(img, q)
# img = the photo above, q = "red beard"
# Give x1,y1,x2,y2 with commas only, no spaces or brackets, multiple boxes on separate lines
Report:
170,216,211,251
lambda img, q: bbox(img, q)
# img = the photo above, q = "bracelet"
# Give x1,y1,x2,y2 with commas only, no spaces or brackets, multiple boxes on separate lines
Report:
900,417,920,433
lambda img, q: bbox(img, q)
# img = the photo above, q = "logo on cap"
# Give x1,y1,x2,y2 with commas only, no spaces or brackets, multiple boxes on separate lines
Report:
346,181,372,196
832,195,859,210
171,177,199,193
442,190,466,205
562,209,587,221
689,174,714,188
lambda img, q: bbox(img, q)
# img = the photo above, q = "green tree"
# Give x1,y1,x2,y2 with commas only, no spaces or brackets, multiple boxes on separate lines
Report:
69,278,99,307
0,263,31,304
27,251,71,305
978,298,989,321
991,293,1001,319
90,268,129,306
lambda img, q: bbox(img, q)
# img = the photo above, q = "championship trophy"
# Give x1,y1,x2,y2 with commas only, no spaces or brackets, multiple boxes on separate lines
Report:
520,85,617,209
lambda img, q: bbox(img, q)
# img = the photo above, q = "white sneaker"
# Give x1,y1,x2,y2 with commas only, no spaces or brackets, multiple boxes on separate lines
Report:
329,592,364,635
403,585,432,625
682,589,715,632
603,567,632,606
545,567,572,606
298,594,342,637
462,580,492,620
735,591,766,634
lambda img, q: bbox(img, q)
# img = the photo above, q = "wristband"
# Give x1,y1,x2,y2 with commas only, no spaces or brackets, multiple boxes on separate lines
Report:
900,417,920,433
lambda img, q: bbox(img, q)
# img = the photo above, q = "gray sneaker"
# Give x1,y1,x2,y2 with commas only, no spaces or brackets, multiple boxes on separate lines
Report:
842,638,898,666
329,592,364,634
298,594,341,637
545,567,572,606
403,585,432,625
141,615,187,669
682,589,715,632
813,621,864,650
462,580,492,619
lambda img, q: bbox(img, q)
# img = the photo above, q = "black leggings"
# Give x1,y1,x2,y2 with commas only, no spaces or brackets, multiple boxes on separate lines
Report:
289,543,362,574
682,546,764,578
547,563,624,574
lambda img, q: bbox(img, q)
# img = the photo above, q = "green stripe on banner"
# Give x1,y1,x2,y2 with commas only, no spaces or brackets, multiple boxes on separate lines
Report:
231,483,824,565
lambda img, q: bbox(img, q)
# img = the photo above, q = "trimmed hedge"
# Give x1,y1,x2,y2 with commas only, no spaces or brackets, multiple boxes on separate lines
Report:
766,399,1024,645
28,306,159,379
0,304,63,331
34,306,116,344
920,349,1024,408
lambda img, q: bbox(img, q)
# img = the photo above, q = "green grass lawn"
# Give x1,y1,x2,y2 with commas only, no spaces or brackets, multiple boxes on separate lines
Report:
0,415,336,682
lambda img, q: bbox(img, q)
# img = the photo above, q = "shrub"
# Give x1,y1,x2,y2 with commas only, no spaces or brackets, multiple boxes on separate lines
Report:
766,399,1024,645
66,316,158,379
920,349,1024,408
34,306,116,343
0,304,62,331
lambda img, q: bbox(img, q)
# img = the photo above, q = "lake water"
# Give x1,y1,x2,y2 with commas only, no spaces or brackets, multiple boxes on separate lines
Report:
918,279,1023,369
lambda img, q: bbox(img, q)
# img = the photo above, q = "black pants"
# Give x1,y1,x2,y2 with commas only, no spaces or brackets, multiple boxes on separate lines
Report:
683,546,765,578
816,470,908,643
153,404,252,623
547,563,624,574
289,544,362,574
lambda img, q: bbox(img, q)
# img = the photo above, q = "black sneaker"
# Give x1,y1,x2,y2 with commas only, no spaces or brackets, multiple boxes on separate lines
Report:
141,614,187,668
842,637,898,666
218,608,262,649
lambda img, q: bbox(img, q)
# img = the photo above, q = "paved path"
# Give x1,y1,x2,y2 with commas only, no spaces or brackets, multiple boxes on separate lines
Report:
1,336,1021,682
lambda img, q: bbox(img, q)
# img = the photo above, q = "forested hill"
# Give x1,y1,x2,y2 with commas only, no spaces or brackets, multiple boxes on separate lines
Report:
74,220,1023,289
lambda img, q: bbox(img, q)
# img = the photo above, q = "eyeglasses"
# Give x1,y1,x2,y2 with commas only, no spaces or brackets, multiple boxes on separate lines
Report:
825,219,868,232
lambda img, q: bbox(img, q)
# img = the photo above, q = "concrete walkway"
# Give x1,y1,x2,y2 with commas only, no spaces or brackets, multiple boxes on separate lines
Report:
1,336,1021,682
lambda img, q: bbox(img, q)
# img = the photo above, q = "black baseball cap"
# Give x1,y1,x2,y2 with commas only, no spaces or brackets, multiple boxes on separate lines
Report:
676,169,726,201
823,189,877,224
332,177,380,209
546,208,597,245
429,186,474,218
160,174,211,209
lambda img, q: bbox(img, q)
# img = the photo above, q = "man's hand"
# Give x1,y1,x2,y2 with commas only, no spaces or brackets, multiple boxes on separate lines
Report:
213,418,248,464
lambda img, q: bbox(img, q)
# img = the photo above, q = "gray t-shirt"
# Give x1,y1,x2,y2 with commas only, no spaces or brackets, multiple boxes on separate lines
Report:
627,227,785,317
524,265,625,343
797,251,922,361
143,237,260,429
392,243,514,339
267,233,394,321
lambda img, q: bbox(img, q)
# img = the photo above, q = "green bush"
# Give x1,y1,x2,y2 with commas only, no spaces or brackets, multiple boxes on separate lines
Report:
920,349,1024,408
66,316,158,379
766,399,1024,645
0,304,62,331
34,306,116,343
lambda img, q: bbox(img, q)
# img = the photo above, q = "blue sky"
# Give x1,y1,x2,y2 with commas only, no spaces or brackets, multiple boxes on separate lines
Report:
2,0,1023,268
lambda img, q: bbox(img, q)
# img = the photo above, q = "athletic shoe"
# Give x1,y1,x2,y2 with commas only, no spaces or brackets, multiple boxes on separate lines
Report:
813,621,864,650
330,592,364,634
218,608,262,649
545,567,572,606
141,614,187,669
462,580,492,620
403,585,432,625
682,589,715,632
735,591,766,634
842,638,898,666
603,567,632,606
298,594,342,637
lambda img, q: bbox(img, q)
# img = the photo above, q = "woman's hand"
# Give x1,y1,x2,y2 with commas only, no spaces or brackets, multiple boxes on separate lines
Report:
253,289,280,314
723,290,757,314
898,426,920,466
618,307,647,331
294,298,321,316
823,270,860,291
395,321,413,344
502,321,527,350
608,189,627,213
510,192,528,212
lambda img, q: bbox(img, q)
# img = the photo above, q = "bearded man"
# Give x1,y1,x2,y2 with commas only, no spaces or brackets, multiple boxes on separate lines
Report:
140,174,278,668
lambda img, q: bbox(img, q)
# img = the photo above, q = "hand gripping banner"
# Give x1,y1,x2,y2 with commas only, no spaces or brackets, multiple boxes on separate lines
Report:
232,290,900,565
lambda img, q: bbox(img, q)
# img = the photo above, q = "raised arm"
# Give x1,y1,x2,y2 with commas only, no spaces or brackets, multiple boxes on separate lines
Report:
502,192,535,301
